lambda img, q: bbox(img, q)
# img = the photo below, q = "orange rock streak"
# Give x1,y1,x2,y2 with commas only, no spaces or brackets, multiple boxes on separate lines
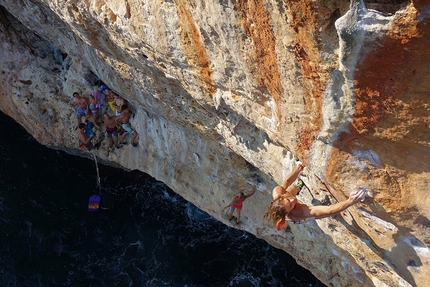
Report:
235,0,283,121
328,7,430,211
286,0,328,154
174,0,216,96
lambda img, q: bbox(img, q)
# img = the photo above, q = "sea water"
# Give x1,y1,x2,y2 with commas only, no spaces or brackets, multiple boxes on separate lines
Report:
0,111,324,287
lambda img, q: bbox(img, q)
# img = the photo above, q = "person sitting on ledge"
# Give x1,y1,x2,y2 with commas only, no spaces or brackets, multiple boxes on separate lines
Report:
88,91,102,129
107,89,117,115
76,122,98,151
103,113,119,149
223,187,256,224
70,92,89,127
112,93,126,116
264,163,367,230
115,104,138,147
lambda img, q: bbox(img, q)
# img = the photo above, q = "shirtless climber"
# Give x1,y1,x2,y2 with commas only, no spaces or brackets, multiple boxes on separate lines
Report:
264,163,368,230
103,113,119,148
115,104,138,147
88,91,102,129
70,92,89,126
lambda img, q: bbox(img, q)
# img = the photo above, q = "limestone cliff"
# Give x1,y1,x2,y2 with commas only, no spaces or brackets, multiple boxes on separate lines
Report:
0,0,429,286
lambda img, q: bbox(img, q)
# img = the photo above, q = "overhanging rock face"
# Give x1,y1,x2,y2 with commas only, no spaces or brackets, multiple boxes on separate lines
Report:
1,1,429,286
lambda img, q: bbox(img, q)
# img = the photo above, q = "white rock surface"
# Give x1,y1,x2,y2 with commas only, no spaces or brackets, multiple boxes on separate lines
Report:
0,1,429,286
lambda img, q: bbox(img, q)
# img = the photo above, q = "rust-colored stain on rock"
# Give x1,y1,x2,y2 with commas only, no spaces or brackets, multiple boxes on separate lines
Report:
341,8,425,144
235,0,283,121
329,7,430,213
174,0,216,97
287,0,329,155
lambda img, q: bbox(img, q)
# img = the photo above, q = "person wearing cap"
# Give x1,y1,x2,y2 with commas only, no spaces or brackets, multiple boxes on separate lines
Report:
264,163,368,230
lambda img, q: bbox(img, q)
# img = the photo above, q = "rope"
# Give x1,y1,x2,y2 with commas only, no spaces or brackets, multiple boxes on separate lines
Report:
92,152,101,194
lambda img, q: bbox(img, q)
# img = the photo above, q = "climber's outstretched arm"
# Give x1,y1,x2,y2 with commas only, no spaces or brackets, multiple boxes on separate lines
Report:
291,190,366,220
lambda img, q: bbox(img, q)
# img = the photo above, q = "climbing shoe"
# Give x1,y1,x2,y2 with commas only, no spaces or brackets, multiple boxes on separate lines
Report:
296,179,304,190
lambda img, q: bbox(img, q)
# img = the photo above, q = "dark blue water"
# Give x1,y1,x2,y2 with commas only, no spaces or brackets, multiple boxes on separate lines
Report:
0,111,324,287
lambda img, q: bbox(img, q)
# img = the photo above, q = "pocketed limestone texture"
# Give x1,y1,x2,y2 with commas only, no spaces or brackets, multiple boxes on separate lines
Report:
0,1,429,286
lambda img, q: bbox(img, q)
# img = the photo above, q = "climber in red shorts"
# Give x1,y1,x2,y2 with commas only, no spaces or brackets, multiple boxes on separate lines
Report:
223,187,256,224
